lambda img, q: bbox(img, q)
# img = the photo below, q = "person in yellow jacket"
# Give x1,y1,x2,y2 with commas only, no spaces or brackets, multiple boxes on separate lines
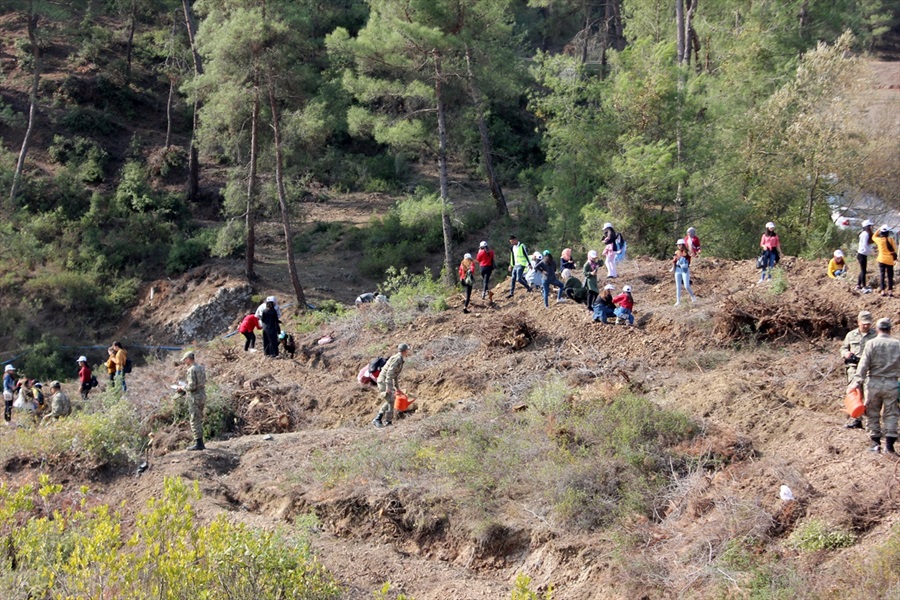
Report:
873,225,896,297
112,341,128,392
105,347,117,384
827,250,847,278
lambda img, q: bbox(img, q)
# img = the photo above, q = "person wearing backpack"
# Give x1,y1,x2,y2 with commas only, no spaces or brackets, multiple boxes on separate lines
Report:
358,357,386,387
475,241,495,300
507,235,533,298
112,341,128,392
873,225,897,297
601,223,619,278
534,251,566,308
613,285,635,326
672,239,697,305
458,253,476,313
77,356,93,402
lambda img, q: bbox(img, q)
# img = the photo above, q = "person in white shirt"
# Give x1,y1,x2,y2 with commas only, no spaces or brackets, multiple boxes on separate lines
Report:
856,220,874,292
254,295,282,320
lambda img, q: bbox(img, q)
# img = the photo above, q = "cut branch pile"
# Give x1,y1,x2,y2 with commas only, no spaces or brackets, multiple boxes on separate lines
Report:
714,290,850,342
486,312,536,351
233,385,304,435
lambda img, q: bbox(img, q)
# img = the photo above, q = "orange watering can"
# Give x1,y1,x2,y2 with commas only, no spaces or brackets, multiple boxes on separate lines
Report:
394,391,415,412
844,388,864,419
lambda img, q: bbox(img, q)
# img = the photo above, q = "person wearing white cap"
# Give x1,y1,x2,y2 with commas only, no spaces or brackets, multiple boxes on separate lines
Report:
827,250,847,279
873,224,897,297
856,220,874,292
592,284,617,324
612,285,635,325
672,239,697,305
3,364,16,424
758,222,781,283
77,356,93,402
458,252,476,313
601,223,619,278
475,241,495,301
255,295,282,320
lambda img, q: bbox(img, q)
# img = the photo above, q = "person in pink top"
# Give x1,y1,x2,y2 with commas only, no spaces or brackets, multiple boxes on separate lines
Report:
238,313,261,352
758,222,782,283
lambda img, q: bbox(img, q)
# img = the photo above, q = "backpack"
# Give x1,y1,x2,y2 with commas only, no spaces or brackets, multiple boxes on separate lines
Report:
368,357,387,373
123,358,133,374
614,232,625,252
90,375,99,388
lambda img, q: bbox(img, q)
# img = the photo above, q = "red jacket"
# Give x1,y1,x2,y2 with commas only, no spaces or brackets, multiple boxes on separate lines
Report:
239,314,261,333
684,234,701,256
79,365,92,385
475,248,494,269
613,292,634,311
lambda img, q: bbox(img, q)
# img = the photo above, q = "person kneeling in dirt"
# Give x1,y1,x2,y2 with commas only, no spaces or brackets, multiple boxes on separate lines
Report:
592,284,617,324
42,381,71,423
355,292,388,306
372,344,409,428
841,311,876,429
828,250,848,279
358,357,386,387
279,332,297,358
176,351,207,451
848,318,900,455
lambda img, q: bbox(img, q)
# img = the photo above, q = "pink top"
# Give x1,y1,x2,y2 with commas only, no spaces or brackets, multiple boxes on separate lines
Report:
760,233,780,251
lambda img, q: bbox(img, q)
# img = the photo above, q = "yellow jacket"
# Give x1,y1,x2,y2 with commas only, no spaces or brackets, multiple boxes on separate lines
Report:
874,233,896,266
114,349,127,371
827,258,846,278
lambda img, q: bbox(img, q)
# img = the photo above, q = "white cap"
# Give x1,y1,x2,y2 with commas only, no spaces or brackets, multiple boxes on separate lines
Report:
266,295,277,303
533,252,542,260
765,222,775,229
588,250,598,259
862,219,873,227
77,356,88,363
623,285,632,293
604,284,616,291
833,250,843,258
4,364,14,372
603,222,613,230
880,224,891,233
464,253,472,260
676,239,685,246
479,241,488,248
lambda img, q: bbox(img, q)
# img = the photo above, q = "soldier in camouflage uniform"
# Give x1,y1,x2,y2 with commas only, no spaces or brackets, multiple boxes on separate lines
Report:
372,343,410,428
849,318,900,455
178,351,207,451
41,381,71,423
840,310,876,428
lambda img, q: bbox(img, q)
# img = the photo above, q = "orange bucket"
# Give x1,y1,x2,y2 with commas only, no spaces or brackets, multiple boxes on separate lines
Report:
394,392,415,412
844,388,865,418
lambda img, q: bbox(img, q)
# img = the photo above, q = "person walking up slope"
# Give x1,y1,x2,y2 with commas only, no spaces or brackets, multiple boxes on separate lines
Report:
475,241,495,300
372,344,410,428
507,236,533,297
672,239,697,305
239,313,261,352
459,253,475,313
849,318,900,455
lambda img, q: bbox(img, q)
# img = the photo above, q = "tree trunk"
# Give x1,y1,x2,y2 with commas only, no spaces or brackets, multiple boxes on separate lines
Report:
165,77,175,148
675,0,685,64
464,46,508,217
685,0,697,66
181,0,203,202
268,82,306,309
10,8,40,203
245,83,259,282
580,0,591,65
125,0,137,84
434,52,454,285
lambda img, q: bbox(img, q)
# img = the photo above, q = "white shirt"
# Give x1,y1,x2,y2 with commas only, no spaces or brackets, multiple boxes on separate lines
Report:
858,230,872,256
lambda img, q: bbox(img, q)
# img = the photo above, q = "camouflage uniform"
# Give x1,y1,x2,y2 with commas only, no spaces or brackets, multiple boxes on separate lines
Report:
185,363,207,441
851,334,900,446
375,352,404,424
841,328,876,383
48,391,71,419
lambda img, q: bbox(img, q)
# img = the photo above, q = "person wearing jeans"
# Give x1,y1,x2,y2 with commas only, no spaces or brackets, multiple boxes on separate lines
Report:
672,239,696,305
758,222,781,283
112,341,127,392
856,220,874,291
507,235,532,297
534,251,566,307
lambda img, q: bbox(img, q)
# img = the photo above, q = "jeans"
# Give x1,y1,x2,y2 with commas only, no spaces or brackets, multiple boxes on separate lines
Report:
879,262,894,291
510,265,530,294
675,269,695,302
541,275,565,307
116,370,126,392
592,303,615,323
481,267,493,297
759,250,777,280
462,283,473,308
614,306,634,325
857,253,867,288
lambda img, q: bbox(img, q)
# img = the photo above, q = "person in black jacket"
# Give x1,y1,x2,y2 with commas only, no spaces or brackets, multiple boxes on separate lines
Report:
592,284,617,323
260,300,281,357
534,251,566,307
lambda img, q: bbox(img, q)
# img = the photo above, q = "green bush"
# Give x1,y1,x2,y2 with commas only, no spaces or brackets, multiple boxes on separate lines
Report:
60,106,120,136
510,573,553,600
212,219,246,258
48,135,108,183
166,231,214,275
19,333,72,382
379,266,452,313
788,519,856,552
23,271,105,313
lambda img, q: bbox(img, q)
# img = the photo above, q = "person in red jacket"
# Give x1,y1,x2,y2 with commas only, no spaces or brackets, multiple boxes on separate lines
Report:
613,285,635,325
77,356,92,401
475,241,495,300
239,313,261,352
458,253,476,314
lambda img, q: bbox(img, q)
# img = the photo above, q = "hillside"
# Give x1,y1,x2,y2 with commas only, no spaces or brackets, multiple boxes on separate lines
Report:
4,254,899,599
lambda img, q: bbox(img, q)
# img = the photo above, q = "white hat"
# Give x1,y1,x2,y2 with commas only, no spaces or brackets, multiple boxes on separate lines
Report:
464,253,472,260
765,222,775,229
861,219,873,228
833,250,843,258
604,284,616,291
479,241,488,248
623,285,632,293
603,222,613,230
4,364,14,372
880,224,891,233
676,239,686,246
77,356,88,363
533,252,542,260
266,295,277,303
588,250,598,259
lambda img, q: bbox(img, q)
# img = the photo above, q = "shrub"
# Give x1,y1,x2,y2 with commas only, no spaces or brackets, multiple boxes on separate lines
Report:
510,573,553,600
379,266,452,313
770,267,788,295
48,135,108,183
211,219,246,258
60,106,120,137
166,231,213,275
23,271,106,313
788,519,856,551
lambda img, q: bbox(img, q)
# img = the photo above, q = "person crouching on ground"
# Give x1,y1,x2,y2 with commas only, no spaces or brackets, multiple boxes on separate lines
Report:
372,343,409,428
239,313,261,352
848,318,900,455
613,285,635,326
459,252,475,314
593,284,617,324
176,351,207,451
77,356,92,402
841,310,876,429
828,250,847,278
42,381,71,423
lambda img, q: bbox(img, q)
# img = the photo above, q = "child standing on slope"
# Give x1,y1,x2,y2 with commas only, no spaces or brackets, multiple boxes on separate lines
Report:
613,285,635,326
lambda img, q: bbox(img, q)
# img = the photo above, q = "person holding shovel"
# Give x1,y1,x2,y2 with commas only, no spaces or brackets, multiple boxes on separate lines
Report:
372,343,409,428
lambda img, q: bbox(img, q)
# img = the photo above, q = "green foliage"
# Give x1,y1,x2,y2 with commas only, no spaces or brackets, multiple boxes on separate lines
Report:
19,333,70,382
0,477,341,599
60,106,120,137
48,135,108,183
166,230,214,275
769,268,788,295
788,519,856,552
212,218,246,258
379,266,451,313
510,573,552,600
373,582,415,600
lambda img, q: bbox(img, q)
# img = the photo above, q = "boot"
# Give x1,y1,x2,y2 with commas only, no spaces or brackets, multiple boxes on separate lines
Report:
187,438,205,451
372,415,384,428
868,436,881,453
844,417,863,429
885,437,897,455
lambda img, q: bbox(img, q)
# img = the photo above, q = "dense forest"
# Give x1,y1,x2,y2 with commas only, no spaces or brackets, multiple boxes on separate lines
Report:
0,1,897,363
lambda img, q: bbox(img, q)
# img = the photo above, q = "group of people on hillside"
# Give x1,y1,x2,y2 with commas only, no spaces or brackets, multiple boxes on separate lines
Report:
827,220,897,297
238,296,296,358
